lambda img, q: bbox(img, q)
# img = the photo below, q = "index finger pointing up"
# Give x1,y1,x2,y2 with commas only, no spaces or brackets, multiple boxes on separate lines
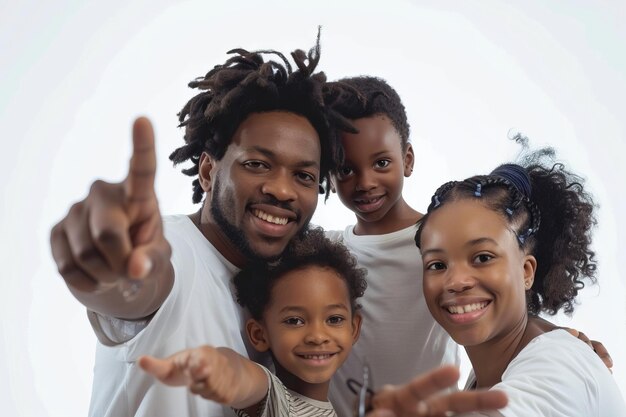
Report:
125,117,157,202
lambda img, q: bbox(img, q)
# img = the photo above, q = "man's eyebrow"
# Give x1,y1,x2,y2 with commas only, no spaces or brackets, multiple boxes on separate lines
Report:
247,145,319,169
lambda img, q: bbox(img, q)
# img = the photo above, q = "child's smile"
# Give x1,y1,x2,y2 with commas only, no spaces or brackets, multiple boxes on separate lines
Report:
252,265,361,401
334,114,416,235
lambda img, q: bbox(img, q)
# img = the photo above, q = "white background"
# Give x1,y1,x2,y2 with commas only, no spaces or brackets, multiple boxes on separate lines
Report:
1,1,624,416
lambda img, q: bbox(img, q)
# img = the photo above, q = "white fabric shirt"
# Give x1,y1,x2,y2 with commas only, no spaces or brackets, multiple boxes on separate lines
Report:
327,224,459,417
464,329,626,417
87,215,264,417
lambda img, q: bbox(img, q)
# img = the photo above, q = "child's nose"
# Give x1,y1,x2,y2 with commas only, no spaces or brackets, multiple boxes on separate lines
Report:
304,323,330,344
355,170,376,191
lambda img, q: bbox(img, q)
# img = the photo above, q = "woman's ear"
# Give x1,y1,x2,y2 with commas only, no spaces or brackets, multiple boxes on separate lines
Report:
246,319,270,352
523,255,537,290
403,144,415,177
198,152,215,193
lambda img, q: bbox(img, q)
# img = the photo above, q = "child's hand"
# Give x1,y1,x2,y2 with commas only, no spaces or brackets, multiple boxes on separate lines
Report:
139,346,241,403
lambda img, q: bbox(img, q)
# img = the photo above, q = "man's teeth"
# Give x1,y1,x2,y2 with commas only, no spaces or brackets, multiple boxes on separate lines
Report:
302,354,332,360
253,209,288,225
447,302,488,314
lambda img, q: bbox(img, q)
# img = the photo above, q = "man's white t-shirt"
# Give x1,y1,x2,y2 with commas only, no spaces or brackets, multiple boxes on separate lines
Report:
464,329,626,417
88,215,263,417
327,224,459,417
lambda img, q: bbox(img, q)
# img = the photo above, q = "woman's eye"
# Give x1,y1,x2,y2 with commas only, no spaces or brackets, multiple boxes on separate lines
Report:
375,159,390,168
474,254,494,264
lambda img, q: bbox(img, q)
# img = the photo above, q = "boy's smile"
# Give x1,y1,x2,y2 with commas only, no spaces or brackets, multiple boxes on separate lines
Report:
248,265,361,401
333,114,416,235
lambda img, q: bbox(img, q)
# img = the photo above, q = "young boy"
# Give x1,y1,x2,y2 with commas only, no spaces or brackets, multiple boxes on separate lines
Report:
139,227,367,417
326,76,461,417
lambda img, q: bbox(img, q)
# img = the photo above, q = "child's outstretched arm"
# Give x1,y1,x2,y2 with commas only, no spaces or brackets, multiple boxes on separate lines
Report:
139,346,268,410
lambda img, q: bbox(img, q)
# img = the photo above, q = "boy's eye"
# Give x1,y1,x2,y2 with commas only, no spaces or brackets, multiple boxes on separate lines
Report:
283,317,304,326
336,166,354,179
375,159,391,169
426,261,446,271
327,315,345,325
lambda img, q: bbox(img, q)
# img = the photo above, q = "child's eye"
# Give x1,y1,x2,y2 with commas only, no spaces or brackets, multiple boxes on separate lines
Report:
336,166,354,179
327,316,345,325
283,317,304,326
374,159,391,169
426,261,446,271
474,253,494,264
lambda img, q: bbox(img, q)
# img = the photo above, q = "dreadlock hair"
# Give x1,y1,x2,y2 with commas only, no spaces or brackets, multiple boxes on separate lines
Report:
170,29,355,203
415,150,597,316
234,226,368,321
325,76,411,152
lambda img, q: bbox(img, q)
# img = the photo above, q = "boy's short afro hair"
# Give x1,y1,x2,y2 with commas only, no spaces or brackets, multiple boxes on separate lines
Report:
326,76,410,150
234,226,367,320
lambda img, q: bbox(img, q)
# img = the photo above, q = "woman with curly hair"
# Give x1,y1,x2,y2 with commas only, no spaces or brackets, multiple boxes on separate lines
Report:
407,153,626,416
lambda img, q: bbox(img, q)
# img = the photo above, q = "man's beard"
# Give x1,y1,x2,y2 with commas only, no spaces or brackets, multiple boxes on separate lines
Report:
210,176,311,263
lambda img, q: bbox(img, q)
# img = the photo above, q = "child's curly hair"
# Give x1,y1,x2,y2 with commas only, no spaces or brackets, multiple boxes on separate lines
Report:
234,227,368,320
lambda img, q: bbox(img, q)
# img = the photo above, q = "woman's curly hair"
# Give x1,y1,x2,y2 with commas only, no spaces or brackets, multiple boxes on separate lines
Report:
234,226,368,320
415,146,597,316
170,29,355,203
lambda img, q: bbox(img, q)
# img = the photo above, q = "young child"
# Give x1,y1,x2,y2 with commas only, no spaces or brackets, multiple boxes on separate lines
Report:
413,159,626,415
139,227,367,417
325,76,459,417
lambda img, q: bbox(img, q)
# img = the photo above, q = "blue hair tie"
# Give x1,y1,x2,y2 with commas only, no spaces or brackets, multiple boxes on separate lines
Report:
517,228,534,245
434,195,441,208
474,183,482,197
490,163,532,198
505,207,514,216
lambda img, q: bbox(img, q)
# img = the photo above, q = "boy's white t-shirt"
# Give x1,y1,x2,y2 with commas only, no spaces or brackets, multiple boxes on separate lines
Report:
464,329,626,416
87,215,261,417
327,224,459,417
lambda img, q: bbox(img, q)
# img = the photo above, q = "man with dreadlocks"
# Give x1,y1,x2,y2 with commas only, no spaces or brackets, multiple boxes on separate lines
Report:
51,34,509,416
50,34,349,417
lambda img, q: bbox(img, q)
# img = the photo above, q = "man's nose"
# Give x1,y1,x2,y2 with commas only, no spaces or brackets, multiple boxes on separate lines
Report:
261,171,297,202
